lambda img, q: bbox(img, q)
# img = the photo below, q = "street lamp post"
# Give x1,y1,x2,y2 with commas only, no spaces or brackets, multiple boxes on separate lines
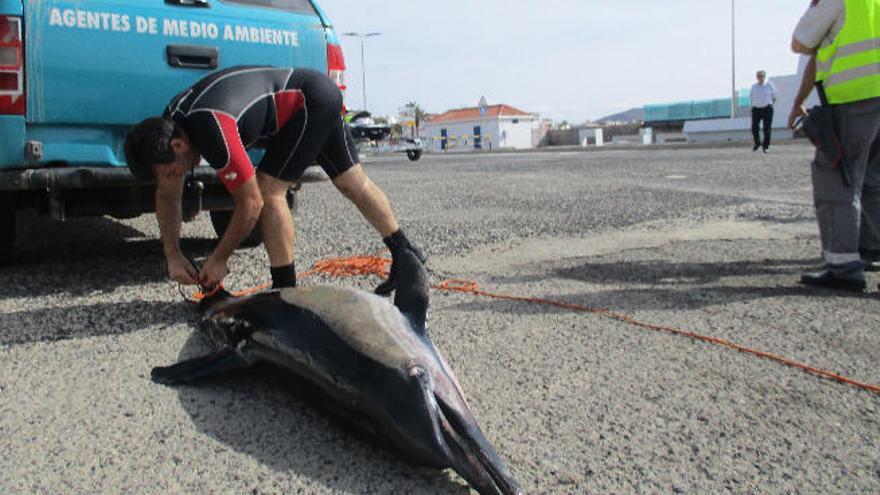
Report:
731,0,737,119
342,31,382,112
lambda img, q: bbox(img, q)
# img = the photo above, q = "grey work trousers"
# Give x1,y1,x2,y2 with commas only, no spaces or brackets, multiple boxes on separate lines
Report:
811,96,880,276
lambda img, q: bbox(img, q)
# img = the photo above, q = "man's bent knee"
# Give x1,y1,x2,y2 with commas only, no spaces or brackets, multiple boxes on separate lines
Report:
333,165,371,201
257,172,295,208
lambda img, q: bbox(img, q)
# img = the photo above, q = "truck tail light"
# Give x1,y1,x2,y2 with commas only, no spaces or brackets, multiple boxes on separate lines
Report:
326,43,347,110
0,16,24,115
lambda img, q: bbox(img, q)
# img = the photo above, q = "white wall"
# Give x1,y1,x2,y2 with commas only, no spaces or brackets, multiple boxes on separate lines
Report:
424,116,540,151
423,120,497,151
497,118,538,149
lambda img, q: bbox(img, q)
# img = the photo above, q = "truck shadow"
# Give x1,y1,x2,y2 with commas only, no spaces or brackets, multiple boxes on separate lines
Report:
3,214,223,296
11,212,218,266
160,333,470,494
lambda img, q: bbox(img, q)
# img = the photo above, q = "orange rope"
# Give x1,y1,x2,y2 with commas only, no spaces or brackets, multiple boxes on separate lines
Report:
434,278,880,394
299,254,390,279
186,254,390,303
186,254,880,395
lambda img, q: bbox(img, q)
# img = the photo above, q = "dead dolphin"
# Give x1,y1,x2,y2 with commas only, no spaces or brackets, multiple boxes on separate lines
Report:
151,249,522,495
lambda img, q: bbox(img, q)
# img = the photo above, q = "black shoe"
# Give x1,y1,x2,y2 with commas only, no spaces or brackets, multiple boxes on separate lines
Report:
800,270,866,292
753,144,760,151
859,248,880,272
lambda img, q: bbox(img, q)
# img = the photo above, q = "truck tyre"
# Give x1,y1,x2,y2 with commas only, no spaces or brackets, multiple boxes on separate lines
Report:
210,211,263,248
0,200,14,264
407,149,422,161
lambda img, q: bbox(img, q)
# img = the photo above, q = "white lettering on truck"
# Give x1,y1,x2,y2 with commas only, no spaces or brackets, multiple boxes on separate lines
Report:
48,8,298,47
49,8,131,32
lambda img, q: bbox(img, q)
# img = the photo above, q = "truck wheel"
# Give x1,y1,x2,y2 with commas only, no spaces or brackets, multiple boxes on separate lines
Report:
0,200,14,264
210,211,263,248
407,149,423,161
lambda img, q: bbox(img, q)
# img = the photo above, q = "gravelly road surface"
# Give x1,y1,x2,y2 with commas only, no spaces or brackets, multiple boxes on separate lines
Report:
1,143,878,494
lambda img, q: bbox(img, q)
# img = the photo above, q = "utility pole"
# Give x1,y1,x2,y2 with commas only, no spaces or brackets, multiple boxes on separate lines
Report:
342,31,382,111
731,0,737,119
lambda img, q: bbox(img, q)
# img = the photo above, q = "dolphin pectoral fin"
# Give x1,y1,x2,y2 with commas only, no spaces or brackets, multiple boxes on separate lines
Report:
393,248,430,333
150,348,251,385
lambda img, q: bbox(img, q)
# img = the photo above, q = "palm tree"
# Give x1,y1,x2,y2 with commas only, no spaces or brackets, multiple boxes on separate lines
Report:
404,101,427,135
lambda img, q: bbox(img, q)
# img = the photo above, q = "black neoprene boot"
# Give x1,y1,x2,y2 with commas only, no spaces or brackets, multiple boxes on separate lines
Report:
375,229,426,296
270,263,297,289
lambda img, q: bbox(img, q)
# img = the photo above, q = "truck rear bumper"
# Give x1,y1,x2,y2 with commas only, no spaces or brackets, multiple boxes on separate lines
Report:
0,164,330,191
0,165,329,221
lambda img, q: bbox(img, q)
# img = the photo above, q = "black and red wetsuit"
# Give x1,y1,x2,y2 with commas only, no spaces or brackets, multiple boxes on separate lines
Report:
164,66,358,191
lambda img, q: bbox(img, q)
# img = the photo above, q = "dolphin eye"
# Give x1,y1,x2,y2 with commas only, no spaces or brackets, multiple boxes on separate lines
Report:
407,364,426,378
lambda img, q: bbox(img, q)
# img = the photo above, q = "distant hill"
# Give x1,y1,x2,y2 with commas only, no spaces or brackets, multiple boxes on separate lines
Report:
596,107,643,124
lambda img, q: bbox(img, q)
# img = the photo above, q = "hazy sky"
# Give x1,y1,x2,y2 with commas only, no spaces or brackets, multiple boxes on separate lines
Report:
327,0,813,123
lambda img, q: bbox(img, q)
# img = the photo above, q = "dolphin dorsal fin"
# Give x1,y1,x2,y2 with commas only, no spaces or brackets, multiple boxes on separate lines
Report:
393,248,429,334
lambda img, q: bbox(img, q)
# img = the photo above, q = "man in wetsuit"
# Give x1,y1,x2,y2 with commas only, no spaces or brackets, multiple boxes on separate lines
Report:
124,66,423,293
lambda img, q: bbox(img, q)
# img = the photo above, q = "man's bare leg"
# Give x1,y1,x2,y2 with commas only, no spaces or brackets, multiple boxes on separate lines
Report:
257,172,297,287
332,164,424,295
332,164,399,237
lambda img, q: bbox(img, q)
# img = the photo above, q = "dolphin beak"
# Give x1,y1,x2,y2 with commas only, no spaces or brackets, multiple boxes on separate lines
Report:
434,394,523,495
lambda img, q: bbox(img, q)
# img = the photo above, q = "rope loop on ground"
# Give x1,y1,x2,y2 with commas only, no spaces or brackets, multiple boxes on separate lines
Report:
180,253,880,395
435,279,481,292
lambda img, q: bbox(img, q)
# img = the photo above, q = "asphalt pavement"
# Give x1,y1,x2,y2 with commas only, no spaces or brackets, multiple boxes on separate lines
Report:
1,142,878,494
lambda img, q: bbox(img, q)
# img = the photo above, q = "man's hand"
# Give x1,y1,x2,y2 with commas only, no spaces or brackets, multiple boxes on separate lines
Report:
788,104,807,129
166,253,199,285
199,256,229,290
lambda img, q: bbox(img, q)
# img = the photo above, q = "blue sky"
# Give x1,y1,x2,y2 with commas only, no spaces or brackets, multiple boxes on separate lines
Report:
327,0,813,123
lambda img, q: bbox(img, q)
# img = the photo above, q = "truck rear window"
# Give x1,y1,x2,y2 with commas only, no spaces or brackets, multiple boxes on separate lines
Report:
222,0,318,16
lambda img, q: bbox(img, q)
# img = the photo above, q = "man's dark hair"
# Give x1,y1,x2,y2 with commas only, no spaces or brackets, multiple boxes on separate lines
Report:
124,117,179,180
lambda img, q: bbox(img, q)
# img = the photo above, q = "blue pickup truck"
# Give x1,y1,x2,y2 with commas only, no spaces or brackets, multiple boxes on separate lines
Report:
0,0,346,261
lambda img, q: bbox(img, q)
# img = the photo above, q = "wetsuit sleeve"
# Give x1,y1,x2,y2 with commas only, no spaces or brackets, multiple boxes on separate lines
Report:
184,111,256,191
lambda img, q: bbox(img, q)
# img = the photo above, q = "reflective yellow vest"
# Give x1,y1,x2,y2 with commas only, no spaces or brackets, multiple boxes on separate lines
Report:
815,0,880,104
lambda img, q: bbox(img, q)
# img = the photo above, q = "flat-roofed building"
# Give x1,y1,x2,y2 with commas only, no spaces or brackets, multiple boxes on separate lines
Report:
424,104,540,151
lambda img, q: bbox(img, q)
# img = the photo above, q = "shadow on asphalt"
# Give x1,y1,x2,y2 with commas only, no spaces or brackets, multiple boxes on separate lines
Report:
157,332,470,494
0,255,167,298
445,284,874,317
0,299,188,346
9,211,222,265
437,257,875,315
1,213,227,298
547,258,817,286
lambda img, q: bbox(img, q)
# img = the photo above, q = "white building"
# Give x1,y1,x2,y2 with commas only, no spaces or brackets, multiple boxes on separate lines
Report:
423,104,540,151
683,56,821,143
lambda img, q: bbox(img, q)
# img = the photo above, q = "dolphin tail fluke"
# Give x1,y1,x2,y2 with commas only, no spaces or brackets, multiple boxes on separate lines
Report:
437,398,523,495
151,348,251,385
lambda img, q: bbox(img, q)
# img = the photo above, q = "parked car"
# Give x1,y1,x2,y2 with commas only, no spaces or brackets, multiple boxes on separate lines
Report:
0,0,347,261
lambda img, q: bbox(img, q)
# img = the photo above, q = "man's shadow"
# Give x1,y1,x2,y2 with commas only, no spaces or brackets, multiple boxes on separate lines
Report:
157,331,470,494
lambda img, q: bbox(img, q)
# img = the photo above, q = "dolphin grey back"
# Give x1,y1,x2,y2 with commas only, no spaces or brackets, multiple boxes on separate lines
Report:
279,286,428,370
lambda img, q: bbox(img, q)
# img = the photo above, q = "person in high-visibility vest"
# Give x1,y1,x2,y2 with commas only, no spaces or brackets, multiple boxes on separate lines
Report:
789,0,880,292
